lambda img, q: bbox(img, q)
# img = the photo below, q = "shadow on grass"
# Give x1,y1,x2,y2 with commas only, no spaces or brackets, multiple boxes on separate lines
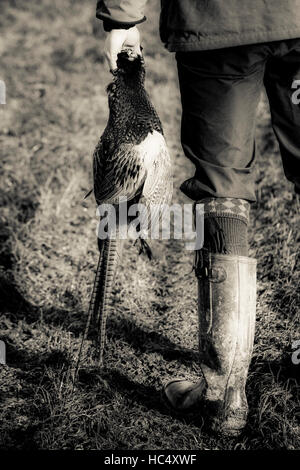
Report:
0,274,39,322
0,276,198,368
0,273,75,327
0,272,86,328
78,366,206,429
0,335,72,374
107,315,199,365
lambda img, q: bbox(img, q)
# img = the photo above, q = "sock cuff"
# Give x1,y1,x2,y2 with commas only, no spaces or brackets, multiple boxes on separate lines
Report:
199,197,250,225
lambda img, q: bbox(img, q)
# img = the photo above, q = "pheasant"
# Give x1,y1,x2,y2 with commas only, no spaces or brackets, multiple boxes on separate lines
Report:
83,49,172,367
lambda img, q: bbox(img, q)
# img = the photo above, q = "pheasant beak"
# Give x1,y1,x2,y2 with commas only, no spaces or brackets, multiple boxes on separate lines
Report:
116,49,145,78
121,47,138,61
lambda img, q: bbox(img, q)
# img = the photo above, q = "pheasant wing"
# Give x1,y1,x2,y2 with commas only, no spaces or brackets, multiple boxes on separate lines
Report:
93,141,146,205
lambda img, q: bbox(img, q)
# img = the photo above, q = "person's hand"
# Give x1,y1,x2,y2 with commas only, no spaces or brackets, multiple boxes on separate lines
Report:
104,26,141,72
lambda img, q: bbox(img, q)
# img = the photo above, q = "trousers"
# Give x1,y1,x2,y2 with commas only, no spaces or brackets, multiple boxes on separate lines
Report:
176,38,300,201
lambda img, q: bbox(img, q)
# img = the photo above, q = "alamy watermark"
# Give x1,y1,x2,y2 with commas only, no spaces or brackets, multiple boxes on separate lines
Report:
96,199,204,250
291,79,300,105
0,80,6,104
292,339,300,365
0,340,6,365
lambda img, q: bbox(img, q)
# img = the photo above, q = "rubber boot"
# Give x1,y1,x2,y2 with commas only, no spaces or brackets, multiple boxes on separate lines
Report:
164,252,257,436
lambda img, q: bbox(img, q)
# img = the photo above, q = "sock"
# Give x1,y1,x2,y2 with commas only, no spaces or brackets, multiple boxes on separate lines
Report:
199,197,250,257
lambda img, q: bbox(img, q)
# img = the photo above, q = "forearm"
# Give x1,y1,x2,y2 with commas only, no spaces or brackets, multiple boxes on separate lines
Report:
96,0,148,31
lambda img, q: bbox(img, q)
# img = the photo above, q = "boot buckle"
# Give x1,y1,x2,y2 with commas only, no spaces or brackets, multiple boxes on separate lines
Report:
197,266,227,283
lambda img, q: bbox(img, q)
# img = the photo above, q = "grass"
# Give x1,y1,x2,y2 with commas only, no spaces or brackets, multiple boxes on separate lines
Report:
0,0,299,450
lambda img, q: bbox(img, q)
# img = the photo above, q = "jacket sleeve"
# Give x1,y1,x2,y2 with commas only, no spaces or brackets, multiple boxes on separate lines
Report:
96,1,148,31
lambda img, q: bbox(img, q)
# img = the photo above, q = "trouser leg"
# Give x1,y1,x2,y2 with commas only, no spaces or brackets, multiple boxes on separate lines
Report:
264,39,300,195
176,45,267,202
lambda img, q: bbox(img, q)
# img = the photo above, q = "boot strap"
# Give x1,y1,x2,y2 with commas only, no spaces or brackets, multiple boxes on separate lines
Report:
196,266,227,283
195,249,227,282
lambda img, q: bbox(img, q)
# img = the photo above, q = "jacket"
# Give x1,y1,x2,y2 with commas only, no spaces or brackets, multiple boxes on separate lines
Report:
96,0,300,51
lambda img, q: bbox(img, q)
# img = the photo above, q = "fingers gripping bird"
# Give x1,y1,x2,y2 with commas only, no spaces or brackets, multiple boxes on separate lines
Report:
81,50,173,367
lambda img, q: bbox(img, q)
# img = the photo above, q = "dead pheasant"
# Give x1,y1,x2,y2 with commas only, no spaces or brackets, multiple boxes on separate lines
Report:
82,50,172,367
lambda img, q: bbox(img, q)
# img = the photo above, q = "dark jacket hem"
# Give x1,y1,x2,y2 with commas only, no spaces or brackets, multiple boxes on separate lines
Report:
165,27,300,52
